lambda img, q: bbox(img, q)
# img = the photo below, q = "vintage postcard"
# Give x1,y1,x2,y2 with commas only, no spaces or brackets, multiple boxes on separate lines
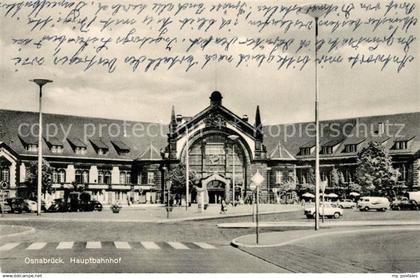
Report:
0,0,419,276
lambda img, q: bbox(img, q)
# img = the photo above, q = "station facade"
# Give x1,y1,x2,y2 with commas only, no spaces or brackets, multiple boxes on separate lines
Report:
0,91,419,205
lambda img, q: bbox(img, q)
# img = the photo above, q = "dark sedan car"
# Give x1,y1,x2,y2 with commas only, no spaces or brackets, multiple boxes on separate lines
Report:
79,200,103,212
5,197,25,213
47,198,70,212
391,197,420,210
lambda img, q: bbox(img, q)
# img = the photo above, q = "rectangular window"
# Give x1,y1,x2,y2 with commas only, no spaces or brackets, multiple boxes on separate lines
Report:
300,148,311,156
51,145,64,154
1,168,10,183
120,172,126,184
275,171,283,184
394,141,408,150
120,171,131,184
344,144,357,153
26,144,38,152
147,172,155,184
52,171,58,183
321,146,333,154
75,147,87,155
97,148,108,155
137,173,142,185
104,172,111,185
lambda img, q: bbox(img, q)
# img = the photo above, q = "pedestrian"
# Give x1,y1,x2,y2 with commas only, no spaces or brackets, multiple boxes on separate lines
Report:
220,199,227,214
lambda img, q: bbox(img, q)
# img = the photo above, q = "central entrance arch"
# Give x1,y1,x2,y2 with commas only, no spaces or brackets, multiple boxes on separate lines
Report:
201,173,230,204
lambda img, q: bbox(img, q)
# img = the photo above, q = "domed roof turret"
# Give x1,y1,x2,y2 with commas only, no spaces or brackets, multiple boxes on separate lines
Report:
210,91,222,106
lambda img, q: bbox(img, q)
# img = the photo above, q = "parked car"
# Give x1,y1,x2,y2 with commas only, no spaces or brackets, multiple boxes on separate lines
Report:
358,197,390,211
79,200,103,212
338,199,357,209
23,199,37,212
304,203,343,219
5,197,25,213
391,197,420,210
47,198,69,212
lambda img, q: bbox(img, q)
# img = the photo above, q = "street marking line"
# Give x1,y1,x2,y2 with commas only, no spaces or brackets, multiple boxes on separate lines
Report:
86,241,101,249
193,242,217,249
0,242,20,251
26,242,47,250
141,241,160,249
114,241,131,249
167,241,190,250
56,242,74,250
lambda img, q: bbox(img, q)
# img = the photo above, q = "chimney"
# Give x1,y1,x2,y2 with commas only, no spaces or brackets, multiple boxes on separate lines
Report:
242,115,249,122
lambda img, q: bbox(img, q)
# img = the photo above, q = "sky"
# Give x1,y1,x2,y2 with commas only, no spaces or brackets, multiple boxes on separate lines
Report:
0,0,418,125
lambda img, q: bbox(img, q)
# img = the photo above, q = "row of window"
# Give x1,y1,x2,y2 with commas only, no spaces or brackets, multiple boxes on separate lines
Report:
300,140,410,156
49,169,155,185
24,140,131,156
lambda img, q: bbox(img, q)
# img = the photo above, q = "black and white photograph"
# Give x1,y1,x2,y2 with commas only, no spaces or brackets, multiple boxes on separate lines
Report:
0,0,419,276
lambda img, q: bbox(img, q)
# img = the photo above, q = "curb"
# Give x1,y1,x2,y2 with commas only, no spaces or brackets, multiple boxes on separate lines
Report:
231,226,420,248
0,225,35,240
218,220,420,228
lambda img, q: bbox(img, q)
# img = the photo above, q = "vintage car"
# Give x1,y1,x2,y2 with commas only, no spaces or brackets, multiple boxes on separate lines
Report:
391,197,420,210
358,197,390,211
304,203,343,219
338,199,357,209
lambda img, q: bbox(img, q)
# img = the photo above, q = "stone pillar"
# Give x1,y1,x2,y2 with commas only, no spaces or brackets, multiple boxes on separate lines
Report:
66,165,75,183
112,166,120,184
89,166,98,184
413,159,420,188
9,161,16,189
19,162,26,183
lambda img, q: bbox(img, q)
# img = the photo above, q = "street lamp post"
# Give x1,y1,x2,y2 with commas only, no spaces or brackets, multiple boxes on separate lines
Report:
301,4,327,231
185,127,189,211
251,169,264,245
166,180,172,219
227,135,239,205
30,79,53,216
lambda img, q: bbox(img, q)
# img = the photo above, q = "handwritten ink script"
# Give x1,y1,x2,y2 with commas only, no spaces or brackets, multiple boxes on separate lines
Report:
0,0,417,73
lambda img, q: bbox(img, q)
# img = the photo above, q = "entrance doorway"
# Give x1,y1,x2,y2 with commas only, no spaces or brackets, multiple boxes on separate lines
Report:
207,180,225,204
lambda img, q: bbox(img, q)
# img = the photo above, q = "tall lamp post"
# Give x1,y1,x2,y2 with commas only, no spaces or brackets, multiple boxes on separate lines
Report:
185,127,190,211
227,135,239,205
30,79,53,216
301,4,327,231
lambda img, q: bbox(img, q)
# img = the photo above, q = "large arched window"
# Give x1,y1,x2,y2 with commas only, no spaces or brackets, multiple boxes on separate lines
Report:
186,134,245,183
75,169,89,184
98,170,112,185
52,169,66,183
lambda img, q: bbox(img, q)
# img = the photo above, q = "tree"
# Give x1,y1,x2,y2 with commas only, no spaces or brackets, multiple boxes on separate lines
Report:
330,168,340,188
166,164,199,194
339,171,346,185
278,172,297,192
306,167,316,185
355,141,400,195
26,159,53,196
348,183,362,193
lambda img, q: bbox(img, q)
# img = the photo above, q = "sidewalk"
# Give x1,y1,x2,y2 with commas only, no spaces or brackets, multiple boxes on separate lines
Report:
231,225,420,248
218,219,420,229
0,204,302,223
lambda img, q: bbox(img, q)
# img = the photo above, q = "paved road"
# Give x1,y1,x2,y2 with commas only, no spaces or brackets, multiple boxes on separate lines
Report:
0,219,288,273
0,240,286,273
